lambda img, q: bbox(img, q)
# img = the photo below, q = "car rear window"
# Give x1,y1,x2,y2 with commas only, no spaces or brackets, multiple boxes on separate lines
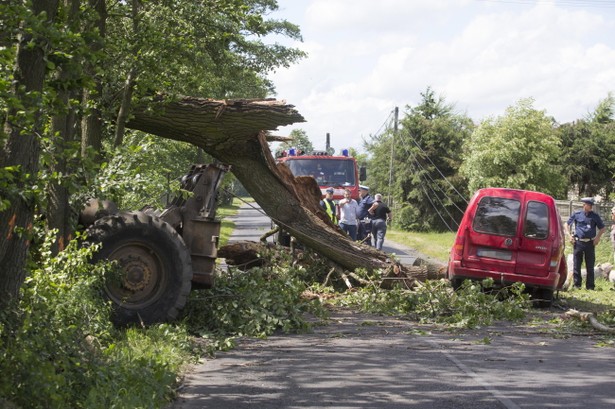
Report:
523,201,549,239
473,196,521,236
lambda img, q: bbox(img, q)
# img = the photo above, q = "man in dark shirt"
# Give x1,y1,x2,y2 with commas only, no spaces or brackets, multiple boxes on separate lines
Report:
565,197,606,290
368,193,392,250
356,185,374,243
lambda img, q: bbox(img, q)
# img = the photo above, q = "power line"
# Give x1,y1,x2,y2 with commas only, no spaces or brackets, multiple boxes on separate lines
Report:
406,136,468,206
398,136,460,231
370,109,395,140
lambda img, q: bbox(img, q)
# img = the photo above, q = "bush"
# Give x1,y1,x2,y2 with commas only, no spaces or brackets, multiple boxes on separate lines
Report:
0,232,194,409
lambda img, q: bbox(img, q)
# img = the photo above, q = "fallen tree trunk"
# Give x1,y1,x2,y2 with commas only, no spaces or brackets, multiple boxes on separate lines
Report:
127,96,443,275
219,241,446,285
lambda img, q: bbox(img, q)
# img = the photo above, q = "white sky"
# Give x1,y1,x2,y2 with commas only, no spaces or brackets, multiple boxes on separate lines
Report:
266,0,615,153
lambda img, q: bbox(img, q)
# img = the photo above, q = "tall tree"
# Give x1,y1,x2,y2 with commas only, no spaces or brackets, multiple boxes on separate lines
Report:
0,0,59,308
461,98,566,197
279,129,313,154
366,88,472,232
45,0,91,253
80,0,107,158
559,93,615,198
103,0,306,147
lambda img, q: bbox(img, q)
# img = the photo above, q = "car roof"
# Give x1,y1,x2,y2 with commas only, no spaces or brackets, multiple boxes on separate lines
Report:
473,187,556,203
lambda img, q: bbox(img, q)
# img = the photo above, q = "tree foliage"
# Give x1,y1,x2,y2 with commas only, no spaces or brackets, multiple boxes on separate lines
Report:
559,93,615,198
279,128,314,154
0,0,306,311
461,98,566,197
366,88,473,232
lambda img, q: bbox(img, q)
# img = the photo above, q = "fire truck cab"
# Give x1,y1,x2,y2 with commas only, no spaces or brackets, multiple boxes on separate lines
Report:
276,148,365,201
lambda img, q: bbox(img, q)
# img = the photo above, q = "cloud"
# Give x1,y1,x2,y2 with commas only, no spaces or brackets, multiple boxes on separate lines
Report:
269,0,615,150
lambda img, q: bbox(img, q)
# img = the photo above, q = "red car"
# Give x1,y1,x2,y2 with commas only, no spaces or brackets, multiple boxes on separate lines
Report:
447,188,568,306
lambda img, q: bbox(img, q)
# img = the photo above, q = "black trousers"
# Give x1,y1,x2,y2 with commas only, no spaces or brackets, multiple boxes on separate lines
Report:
573,241,595,289
357,220,372,243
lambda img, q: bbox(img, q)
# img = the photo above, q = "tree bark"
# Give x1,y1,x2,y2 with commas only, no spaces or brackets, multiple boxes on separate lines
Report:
46,0,82,254
126,96,439,274
0,0,59,309
114,0,140,147
81,0,107,159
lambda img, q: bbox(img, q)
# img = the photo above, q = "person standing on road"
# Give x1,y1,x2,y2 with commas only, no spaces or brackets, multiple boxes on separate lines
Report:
356,185,374,244
368,193,392,250
337,188,359,240
565,197,606,290
320,187,338,224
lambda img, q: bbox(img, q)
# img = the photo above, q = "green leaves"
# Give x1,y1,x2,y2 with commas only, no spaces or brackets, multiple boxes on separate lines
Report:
462,98,566,197
365,87,472,232
334,277,529,329
183,248,328,346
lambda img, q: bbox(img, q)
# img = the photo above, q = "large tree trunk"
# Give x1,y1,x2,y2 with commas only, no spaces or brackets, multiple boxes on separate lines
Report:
126,96,437,274
0,0,59,309
81,0,107,159
46,0,82,254
114,0,140,147
47,91,78,254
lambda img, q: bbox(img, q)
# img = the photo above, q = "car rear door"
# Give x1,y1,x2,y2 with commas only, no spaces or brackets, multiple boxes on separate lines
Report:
462,191,522,276
514,193,553,277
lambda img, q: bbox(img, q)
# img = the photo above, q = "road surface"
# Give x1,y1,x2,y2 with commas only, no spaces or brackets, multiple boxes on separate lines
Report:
169,203,615,409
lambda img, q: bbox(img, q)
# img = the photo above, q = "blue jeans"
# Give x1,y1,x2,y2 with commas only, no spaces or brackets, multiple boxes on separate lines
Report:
339,222,357,241
573,241,595,289
371,219,387,250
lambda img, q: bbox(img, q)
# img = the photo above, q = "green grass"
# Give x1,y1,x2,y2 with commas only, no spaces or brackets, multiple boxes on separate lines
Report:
385,228,615,267
386,229,455,262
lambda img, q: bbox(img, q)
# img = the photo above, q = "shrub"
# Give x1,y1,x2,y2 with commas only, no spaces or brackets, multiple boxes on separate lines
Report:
0,231,194,409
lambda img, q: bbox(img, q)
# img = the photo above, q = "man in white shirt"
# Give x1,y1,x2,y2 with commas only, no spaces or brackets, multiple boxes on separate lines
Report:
337,188,359,240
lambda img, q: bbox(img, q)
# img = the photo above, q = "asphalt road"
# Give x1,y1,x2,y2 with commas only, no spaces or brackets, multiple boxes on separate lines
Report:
169,203,615,409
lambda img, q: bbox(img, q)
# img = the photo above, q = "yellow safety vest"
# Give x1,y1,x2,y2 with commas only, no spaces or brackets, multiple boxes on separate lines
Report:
322,199,338,224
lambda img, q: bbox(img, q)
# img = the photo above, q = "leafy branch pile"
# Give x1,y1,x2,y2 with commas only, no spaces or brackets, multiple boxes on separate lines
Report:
326,274,530,329
182,248,329,352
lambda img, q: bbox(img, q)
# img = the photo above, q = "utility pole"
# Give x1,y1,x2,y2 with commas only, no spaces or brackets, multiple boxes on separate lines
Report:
388,107,398,208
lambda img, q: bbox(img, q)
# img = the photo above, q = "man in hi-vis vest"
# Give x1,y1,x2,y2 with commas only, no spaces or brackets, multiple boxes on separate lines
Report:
320,187,338,224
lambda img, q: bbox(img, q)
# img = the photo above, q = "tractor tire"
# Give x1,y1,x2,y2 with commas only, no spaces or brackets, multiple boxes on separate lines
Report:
86,211,192,326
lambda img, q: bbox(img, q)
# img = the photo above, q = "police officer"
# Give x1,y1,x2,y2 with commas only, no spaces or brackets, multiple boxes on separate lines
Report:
565,197,606,290
320,187,338,224
356,185,374,243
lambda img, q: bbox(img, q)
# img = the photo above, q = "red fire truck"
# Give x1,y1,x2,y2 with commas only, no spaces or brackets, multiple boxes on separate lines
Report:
273,135,366,245
275,140,365,200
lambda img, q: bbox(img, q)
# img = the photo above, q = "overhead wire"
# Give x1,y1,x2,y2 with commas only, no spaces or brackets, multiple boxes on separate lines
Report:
370,109,395,141
406,137,469,206
398,135,459,231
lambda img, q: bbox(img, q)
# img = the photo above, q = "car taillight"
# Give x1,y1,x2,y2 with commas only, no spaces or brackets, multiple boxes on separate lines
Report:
549,247,560,270
453,236,464,257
